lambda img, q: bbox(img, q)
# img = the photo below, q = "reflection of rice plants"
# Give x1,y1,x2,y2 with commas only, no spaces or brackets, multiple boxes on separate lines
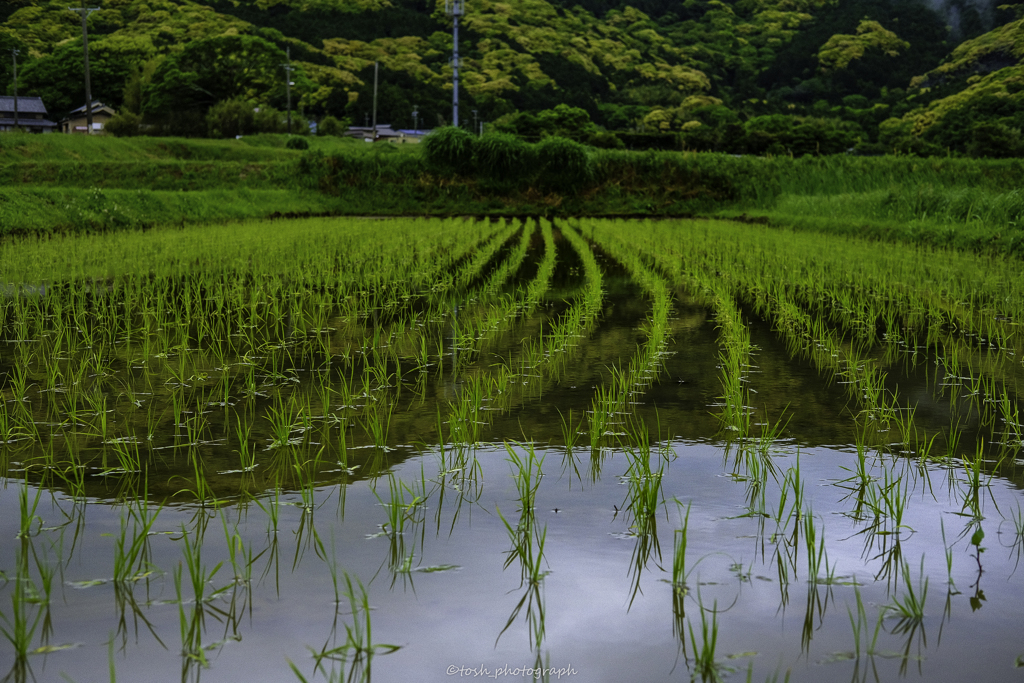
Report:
0,547,44,680
496,507,549,651
687,594,723,683
300,572,401,682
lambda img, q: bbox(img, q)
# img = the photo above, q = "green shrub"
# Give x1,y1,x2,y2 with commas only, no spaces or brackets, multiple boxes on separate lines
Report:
535,136,591,193
318,115,348,136
585,131,625,149
104,111,142,138
254,106,286,134
423,126,477,176
286,136,310,150
473,133,535,185
206,98,255,138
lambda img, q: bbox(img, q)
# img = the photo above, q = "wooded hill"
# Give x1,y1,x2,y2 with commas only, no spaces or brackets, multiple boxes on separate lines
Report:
1,0,1023,156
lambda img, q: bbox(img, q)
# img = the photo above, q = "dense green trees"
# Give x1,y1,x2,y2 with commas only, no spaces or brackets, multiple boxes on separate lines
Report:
2,0,1022,156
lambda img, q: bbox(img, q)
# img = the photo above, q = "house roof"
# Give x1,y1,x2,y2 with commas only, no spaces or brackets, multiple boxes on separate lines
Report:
0,118,58,128
0,96,49,116
67,101,116,116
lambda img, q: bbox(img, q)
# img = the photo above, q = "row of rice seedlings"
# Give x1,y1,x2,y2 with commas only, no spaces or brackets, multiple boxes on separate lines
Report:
1,217,510,492
603,219,925,464
585,220,674,448
433,220,572,449
6,217,494,373
538,221,604,369
451,219,520,292
438,222,542,365
479,220,535,299
598,224,946,614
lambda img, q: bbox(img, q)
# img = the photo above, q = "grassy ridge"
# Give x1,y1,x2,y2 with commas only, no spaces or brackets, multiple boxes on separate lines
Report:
2,132,1022,256
0,187,337,235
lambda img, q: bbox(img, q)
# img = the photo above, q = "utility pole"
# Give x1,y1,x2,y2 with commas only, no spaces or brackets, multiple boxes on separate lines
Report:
445,0,464,128
412,104,418,132
281,47,294,135
10,49,18,130
371,61,378,140
472,109,478,137
68,7,100,134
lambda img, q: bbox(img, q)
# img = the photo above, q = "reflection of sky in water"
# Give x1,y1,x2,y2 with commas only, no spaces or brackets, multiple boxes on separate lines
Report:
2,439,1024,683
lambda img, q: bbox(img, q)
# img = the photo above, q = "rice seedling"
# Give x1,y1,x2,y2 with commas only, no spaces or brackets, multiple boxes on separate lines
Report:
505,441,544,519
112,495,162,585
359,400,394,452
372,473,426,539
671,500,692,591
886,556,929,623
804,511,836,585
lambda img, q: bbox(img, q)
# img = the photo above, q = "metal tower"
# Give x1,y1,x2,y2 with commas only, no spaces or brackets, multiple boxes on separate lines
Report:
445,0,465,128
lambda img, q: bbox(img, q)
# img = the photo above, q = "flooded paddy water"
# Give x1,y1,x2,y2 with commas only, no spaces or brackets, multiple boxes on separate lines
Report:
2,216,1024,682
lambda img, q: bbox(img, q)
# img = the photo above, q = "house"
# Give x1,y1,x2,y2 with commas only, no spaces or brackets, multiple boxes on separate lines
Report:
344,125,431,143
0,96,59,133
396,129,431,143
61,101,117,134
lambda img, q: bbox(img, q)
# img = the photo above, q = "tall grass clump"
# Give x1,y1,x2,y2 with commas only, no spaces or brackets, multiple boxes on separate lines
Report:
423,126,477,176
535,137,591,194
473,133,535,188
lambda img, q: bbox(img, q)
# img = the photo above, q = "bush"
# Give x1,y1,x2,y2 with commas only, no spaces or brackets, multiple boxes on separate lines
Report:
253,106,286,134
473,133,535,185
318,115,348,136
966,122,1024,159
742,115,862,156
423,126,477,176
585,131,625,149
104,111,142,137
286,136,310,150
535,136,591,193
206,98,255,138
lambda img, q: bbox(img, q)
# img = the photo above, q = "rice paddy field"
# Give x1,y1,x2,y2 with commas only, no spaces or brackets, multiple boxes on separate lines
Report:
4,215,1024,682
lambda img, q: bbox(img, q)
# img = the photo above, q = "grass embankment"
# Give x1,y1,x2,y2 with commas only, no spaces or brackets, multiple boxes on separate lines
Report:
712,155,1024,256
0,132,418,235
2,130,1022,257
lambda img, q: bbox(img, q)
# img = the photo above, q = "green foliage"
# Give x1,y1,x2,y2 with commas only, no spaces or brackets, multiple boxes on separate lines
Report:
493,104,598,141
206,98,257,138
317,115,348,136
143,34,288,120
423,126,477,176
535,136,591,193
742,115,863,156
286,136,309,150
104,111,142,138
472,133,535,186
585,131,625,149
817,20,910,73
